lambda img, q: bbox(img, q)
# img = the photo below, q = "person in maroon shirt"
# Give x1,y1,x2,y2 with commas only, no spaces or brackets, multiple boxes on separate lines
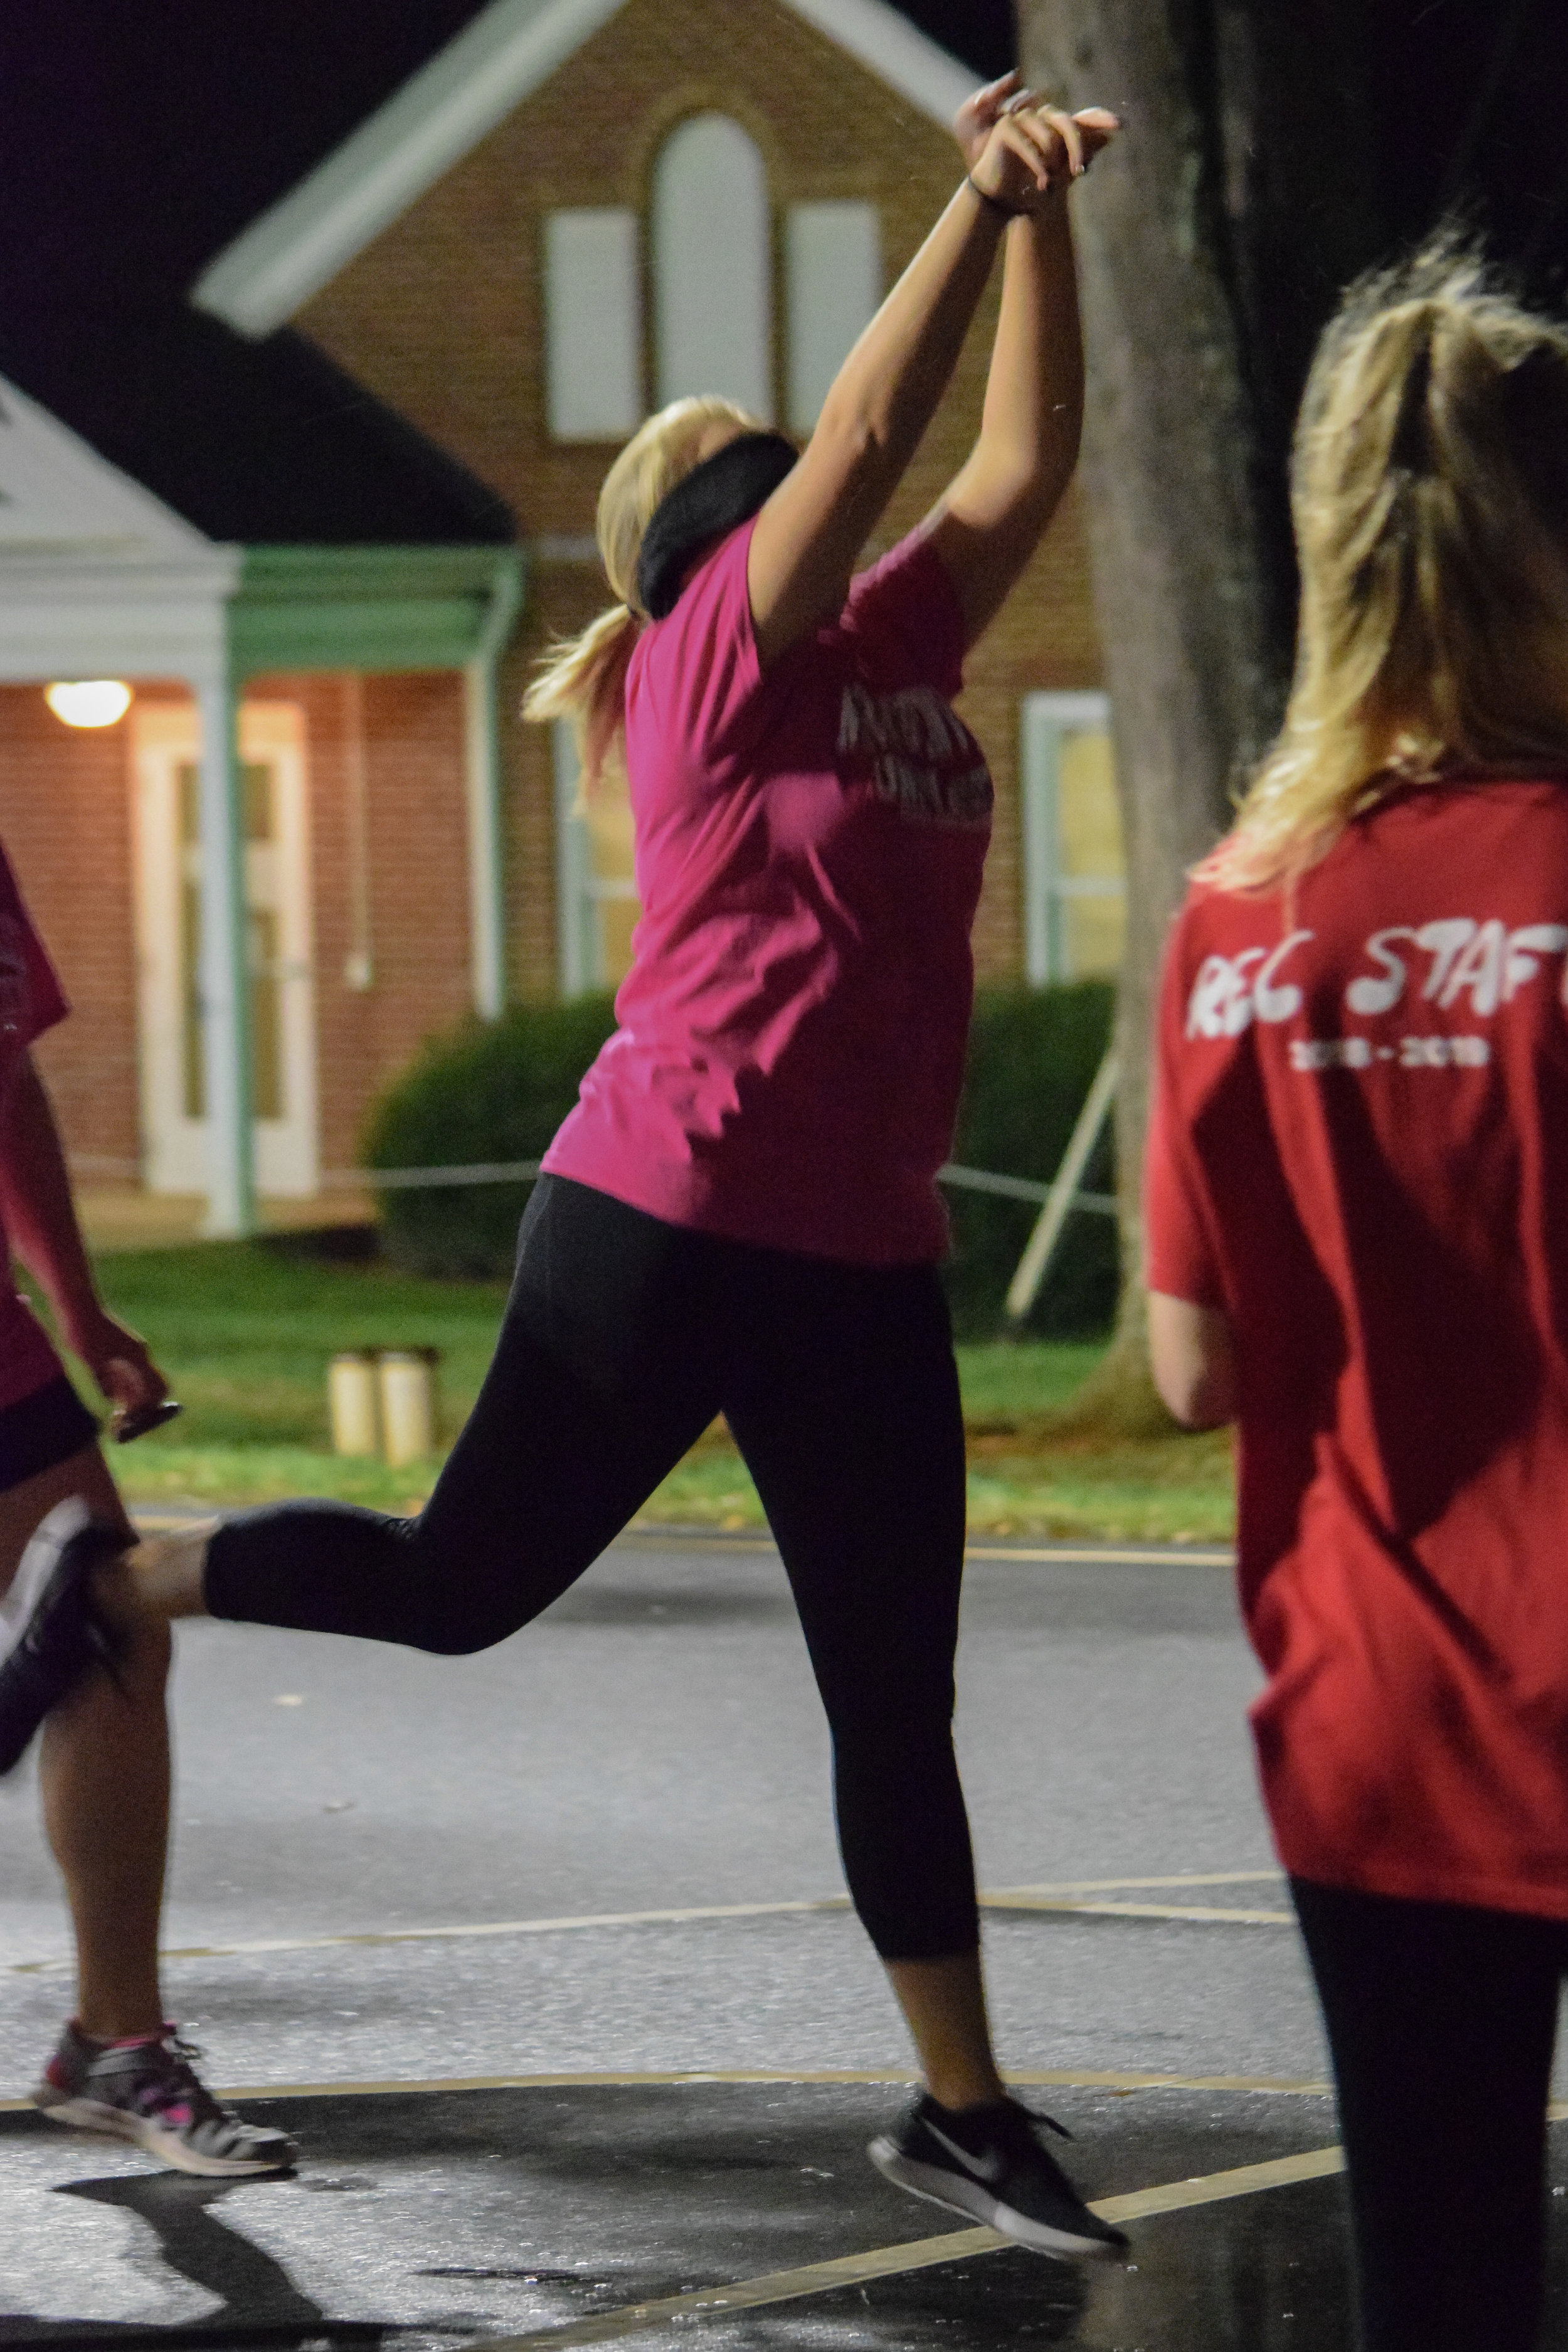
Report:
0,845,293,2176
0,82,1128,2257
1146,246,1568,2352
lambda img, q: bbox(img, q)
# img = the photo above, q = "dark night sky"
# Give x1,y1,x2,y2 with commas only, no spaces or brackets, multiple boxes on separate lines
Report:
0,2,1009,321
0,4,1561,347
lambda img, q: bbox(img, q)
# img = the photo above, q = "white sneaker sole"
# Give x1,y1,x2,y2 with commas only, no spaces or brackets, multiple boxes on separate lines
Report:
0,1500,93,1668
34,2090,294,2176
867,2136,1121,2260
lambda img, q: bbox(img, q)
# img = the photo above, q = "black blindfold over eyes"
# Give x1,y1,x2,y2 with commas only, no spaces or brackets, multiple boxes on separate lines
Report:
636,432,799,620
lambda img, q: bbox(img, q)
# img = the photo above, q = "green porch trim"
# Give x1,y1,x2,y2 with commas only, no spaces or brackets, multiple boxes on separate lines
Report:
228,544,525,676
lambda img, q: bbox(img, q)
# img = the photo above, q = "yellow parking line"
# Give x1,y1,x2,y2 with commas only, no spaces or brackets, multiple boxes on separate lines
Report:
4,1896,854,1975
617,1532,1235,1567
965,1545,1234,1567
0,2063,1336,2116
460,2144,1346,2349
988,1870,1282,1894
990,1897,1293,1926
4,1872,1291,1977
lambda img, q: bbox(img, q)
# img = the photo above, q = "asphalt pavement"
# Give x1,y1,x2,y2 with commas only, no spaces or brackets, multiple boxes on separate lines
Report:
3,1533,1567,2348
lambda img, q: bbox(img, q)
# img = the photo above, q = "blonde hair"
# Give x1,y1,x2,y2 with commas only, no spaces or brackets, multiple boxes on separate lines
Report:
522,395,765,788
1202,243,1568,892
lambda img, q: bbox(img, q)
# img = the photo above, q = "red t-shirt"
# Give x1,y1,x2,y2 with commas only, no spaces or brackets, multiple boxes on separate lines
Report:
1147,779,1568,1920
543,518,992,1263
0,844,72,1410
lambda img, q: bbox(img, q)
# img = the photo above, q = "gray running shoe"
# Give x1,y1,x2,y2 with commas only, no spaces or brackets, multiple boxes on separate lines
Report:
34,2021,297,2176
0,1498,124,1775
869,2092,1126,2259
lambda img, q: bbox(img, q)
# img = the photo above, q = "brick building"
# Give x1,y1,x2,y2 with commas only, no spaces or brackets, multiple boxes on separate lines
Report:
2,0,1121,1234
0,332,515,1233
196,0,1123,1002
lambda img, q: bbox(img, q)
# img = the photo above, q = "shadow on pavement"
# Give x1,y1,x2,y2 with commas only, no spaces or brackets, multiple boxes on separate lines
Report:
0,2169,387,2348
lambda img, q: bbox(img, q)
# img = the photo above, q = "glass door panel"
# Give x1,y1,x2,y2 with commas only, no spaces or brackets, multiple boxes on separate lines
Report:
134,704,318,1196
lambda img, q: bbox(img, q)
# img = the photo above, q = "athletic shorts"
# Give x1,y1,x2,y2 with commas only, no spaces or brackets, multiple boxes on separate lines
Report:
0,1374,98,1494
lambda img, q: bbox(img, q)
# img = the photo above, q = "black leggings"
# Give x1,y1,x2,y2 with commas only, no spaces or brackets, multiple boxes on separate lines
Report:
1292,1877,1568,2352
206,1175,977,1961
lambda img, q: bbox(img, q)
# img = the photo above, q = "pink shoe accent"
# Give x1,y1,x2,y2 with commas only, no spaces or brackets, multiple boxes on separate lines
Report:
73,2018,177,2050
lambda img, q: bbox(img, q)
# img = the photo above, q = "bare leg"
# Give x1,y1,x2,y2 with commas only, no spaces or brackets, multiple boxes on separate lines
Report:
885,1951,1008,2110
0,1446,166,2038
98,1522,214,1628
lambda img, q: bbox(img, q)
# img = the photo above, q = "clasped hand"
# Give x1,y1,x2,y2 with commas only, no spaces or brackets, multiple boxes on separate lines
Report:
956,70,1119,215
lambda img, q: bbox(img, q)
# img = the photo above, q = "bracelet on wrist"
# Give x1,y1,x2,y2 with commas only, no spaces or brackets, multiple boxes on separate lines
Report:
965,174,1029,223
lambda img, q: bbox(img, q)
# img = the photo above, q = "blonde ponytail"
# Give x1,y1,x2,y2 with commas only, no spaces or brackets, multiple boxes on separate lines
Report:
522,602,640,790
1203,241,1568,893
522,393,765,789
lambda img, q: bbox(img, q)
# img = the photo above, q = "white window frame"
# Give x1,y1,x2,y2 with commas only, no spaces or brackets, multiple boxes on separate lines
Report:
785,200,881,434
543,207,644,443
1020,690,1121,987
553,721,639,999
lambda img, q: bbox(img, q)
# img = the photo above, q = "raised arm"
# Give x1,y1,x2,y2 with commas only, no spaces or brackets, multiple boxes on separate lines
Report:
747,93,1110,670
926,94,1117,646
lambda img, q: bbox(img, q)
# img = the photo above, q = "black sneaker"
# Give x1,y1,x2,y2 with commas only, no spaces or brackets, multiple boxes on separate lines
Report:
0,1498,124,1774
35,2021,297,2176
869,2092,1128,2260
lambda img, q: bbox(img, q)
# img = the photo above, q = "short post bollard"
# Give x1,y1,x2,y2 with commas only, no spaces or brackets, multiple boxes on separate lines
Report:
378,1348,439,1468
329,1350,380,1456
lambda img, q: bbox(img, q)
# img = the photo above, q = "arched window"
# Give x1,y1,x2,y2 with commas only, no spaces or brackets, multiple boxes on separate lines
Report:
652,115,773,420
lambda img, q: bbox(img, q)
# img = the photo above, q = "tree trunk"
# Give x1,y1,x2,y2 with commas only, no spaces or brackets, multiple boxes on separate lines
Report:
1019,0,1384,1431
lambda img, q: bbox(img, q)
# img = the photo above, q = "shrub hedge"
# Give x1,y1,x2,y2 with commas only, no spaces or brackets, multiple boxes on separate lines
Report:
361,995,618,1279
363,981,1117,1335
943,980,1117,1338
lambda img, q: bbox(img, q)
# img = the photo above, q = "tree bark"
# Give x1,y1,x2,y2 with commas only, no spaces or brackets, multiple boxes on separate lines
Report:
1019,0,1384,1430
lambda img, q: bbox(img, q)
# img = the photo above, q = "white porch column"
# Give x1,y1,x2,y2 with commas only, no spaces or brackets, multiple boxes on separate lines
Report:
463,657,505,1019
191,668,255,1236
463,556,523,1020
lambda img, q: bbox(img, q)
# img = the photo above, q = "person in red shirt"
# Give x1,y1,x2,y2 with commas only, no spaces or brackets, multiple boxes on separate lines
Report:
1,85,1128,2254
0,844,293,2176
1146,246,1568,2352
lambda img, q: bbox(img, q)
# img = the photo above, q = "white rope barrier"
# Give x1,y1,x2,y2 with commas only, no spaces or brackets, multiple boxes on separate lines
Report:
324,1160,1116,1215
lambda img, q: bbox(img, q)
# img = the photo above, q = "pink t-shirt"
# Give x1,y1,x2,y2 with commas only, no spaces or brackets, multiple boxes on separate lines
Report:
0,844,73,1410
543,519,993,1263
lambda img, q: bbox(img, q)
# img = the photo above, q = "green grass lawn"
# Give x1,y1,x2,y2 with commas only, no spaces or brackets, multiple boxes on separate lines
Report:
56,1241,1235,1544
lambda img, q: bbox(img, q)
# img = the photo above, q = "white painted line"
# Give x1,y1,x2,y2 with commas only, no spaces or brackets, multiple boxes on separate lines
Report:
460,2144,1348,2348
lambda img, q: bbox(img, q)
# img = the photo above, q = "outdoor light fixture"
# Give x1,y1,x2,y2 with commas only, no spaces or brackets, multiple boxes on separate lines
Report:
45,679,132,728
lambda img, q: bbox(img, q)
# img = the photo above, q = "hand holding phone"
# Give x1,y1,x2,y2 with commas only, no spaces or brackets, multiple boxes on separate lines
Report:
114,1399,184,1444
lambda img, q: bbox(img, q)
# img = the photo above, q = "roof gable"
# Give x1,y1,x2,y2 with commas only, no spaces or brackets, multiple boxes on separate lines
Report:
193,0,973,339
1,309,514,549
0,371,209,558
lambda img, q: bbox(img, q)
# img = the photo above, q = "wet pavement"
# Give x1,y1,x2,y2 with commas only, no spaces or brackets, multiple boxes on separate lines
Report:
3,1534,1566,2346
1,2079,1354,2348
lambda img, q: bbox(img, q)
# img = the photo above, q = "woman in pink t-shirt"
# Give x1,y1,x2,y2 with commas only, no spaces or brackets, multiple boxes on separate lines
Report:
1147,250,1568,2351
16,80,1123,2255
